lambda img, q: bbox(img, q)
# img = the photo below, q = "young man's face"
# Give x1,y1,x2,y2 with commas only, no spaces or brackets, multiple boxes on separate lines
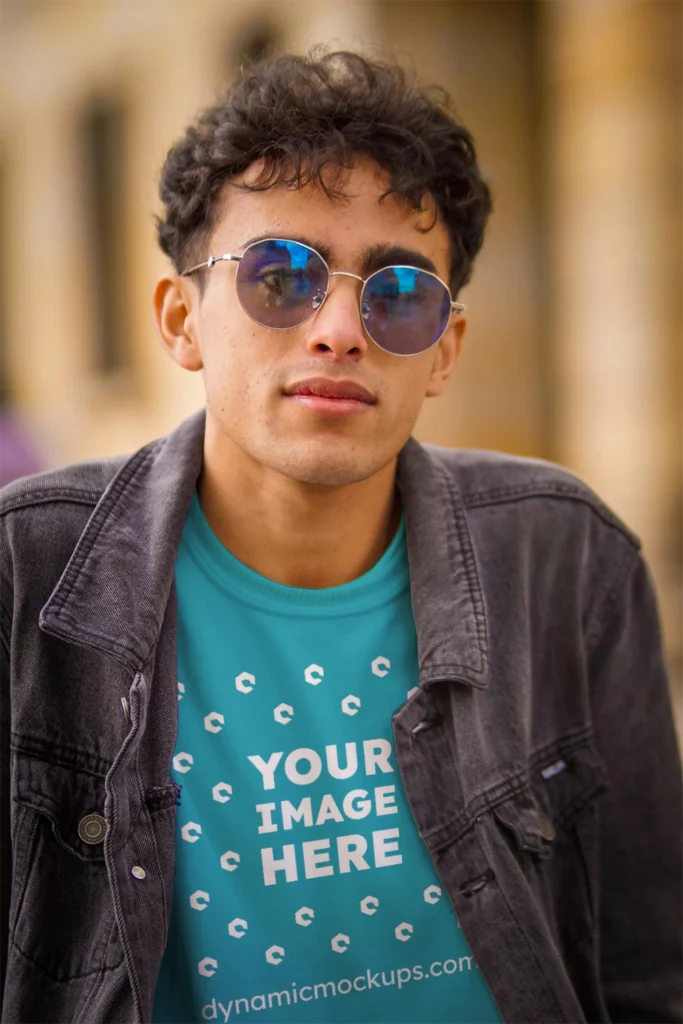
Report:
157,158,464,488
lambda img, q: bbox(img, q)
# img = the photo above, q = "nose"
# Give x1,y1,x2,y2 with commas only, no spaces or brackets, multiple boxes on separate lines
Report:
303,273,369,361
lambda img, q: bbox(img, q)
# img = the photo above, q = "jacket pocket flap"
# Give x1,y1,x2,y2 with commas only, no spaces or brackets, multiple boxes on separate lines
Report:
14,753,113,861
492,789,553,857
533,741,607,831
492,741,607,857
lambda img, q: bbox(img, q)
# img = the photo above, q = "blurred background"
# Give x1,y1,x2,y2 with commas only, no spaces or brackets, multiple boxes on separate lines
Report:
0,0,681,723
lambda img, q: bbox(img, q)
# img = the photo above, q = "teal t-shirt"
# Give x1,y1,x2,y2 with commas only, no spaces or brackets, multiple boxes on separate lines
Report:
152,493,501,1024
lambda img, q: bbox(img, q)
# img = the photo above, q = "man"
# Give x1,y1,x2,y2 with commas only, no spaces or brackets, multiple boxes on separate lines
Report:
0,50,680,1024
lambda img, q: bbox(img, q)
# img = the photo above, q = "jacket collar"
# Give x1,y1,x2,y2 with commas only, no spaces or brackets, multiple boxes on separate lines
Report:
40,409,489,688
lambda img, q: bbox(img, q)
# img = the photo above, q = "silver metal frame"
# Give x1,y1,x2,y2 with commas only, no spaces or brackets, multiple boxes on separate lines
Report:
182,238,466,356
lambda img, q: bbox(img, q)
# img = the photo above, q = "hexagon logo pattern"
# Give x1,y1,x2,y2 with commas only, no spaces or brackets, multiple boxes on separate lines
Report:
265,945,285,965
304,664,324,686
341,694,361,716
424,884,442,904
211,782,233,804
274,703,294,725
295,906,314,927
395,922,414,942
198,957,218,977
189,890,210,911
177,681,185,701
220,850,240,872
331,933,350,954
235,672,256,694
181,822,202,843
204,711,224,734
372,656,391,677
173,752,193,774
228,918,248,939
360,895,379,916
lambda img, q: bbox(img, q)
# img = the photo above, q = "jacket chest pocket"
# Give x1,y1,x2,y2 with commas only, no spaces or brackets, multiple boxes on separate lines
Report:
9,752,125,982
492,741,607,947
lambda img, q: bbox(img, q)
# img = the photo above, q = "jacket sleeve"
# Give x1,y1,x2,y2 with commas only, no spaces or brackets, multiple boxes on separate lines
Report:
0,628,9,1005
590,551,682,1022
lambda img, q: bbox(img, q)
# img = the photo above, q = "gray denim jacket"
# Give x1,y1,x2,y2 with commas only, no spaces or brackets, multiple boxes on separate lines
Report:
1,409,681,1024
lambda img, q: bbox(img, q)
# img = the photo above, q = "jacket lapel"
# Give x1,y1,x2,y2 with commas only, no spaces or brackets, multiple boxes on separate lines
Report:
40,410,206,670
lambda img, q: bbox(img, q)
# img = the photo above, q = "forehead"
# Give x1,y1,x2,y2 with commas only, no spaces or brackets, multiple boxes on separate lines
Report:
210,158,452,277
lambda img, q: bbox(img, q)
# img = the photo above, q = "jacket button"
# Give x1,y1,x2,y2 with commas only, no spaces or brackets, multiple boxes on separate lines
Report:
78,813,107,845
538,811,556,842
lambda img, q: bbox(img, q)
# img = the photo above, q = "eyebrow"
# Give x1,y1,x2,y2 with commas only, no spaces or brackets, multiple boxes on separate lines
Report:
359,243,438,278
238,235,439,278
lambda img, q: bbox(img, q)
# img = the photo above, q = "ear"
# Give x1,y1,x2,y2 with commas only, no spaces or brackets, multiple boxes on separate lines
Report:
153,275,204,372
425,317,466,398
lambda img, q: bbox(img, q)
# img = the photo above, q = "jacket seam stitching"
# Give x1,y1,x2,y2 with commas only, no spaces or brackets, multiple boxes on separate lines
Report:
40,610,145,665
11,736,112,777
420,665,485,682
0,613,9,663
0,490,103,516
102,672,145,1021
462,486,640,543
435,461,488,670
134,751,169,934
10,934,117,982
7,812,40,954
528,724,596,771
424,725,596,846
426,774,533,848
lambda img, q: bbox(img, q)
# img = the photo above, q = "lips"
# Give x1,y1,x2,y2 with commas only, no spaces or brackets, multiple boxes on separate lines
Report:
284,377,376,404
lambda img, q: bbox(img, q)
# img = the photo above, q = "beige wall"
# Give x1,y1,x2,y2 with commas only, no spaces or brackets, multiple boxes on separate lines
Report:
543,0,682,676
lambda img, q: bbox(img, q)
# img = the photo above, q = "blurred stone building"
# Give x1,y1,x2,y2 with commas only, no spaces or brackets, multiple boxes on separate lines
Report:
0,0,681,704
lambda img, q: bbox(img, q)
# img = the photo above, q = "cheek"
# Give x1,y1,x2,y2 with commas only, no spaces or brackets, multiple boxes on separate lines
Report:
389,362,433,420
201,322,276,417
199,286,256,370
199,325,242,407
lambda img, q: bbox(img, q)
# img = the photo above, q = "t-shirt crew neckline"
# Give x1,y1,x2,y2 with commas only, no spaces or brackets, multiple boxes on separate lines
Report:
181,490,409,617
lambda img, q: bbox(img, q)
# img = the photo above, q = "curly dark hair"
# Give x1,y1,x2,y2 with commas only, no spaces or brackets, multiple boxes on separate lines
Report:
157,50,492,294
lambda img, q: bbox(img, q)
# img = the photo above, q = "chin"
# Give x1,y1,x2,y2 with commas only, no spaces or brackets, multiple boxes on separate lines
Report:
287,460,377,488
269,444,383,488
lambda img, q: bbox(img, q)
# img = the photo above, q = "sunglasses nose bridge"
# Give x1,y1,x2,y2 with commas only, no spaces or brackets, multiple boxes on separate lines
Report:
322,269,367,320
306,269,371,354
309,270,363,311
317,268,370,323
328,270,365,284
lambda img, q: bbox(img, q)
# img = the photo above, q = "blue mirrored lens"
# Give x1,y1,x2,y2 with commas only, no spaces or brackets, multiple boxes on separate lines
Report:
362,267,451,355
237,240,328,328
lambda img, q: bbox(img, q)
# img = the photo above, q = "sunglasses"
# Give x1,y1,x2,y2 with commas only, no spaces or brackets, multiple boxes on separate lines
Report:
182,238,465,357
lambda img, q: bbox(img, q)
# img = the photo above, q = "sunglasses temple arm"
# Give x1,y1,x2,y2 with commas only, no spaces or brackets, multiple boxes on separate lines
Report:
181,254,243,277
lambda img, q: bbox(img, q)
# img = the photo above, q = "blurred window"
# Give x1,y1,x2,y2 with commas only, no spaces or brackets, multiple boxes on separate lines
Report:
82,99,128,375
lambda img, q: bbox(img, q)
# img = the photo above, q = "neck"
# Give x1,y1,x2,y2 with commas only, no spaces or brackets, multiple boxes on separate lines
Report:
197,435,402,590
